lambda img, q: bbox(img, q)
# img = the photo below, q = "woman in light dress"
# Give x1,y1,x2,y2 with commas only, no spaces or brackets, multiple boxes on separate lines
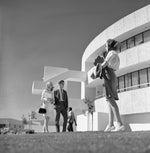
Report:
41,82,55,133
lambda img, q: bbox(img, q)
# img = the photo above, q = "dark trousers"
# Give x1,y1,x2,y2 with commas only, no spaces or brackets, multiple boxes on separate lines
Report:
55,103,68,132
67,123,73,132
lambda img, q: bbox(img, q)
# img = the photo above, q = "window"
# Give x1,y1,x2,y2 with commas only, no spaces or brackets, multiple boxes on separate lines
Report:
127,37,135,49
118,76,124,91
148,68,150,84
118,29,150,53
144,30,150,43
115,67,150,93
135,33,143,46
116,45,121,53
139,69,148,87
125,73,132,90
132,71,138,88
120,41,127,52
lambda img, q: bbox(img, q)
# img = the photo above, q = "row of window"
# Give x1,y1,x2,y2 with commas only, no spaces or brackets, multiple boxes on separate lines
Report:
118,29,150,52
96,67,150,98
118,67,150,92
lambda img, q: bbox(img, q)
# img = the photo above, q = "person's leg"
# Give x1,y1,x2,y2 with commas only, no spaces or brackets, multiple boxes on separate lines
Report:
61,108,68,132
108,98,125,131
104,100,115,131
55,109,60,132
45,116,49,132
108,98,122,125
107,100,114,126
67,123,71,132
43,116,46,133
70,123,73,132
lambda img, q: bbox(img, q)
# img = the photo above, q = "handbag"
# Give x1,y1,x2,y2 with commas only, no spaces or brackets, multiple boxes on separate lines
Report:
38,107,46,114
38,103,47,114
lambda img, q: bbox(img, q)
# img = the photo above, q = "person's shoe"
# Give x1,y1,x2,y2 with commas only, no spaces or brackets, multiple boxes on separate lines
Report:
111,125,125,132
104,125,115,132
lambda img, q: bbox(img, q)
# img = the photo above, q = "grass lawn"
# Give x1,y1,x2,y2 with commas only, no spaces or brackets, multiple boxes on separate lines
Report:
0,131,150,153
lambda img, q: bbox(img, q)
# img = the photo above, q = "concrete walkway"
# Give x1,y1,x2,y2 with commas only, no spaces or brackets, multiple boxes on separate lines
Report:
0,131,150,153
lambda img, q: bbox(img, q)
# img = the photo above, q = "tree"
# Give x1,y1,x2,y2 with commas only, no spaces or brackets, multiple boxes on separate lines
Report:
82,97,95,131
21,115,28,128
82,97,94,114
31,111,37,119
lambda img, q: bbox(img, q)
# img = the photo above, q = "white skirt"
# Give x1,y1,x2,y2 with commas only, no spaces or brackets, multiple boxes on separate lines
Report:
43,102,54,117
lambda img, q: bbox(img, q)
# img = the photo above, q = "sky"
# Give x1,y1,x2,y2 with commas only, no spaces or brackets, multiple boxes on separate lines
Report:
0,0,150,120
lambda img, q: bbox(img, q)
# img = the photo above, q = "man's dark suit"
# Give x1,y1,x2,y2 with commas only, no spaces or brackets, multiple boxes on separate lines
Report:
54,89,68,132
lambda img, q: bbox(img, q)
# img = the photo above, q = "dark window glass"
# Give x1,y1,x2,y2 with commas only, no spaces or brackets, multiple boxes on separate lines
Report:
135,33,143,46
116,45,121,53
120,41,127,52
119,76,124,91
144,30,150,43
127,37,135,49
139,69,147,86
148,68,150,84
132,71,138,88
125,73,132,90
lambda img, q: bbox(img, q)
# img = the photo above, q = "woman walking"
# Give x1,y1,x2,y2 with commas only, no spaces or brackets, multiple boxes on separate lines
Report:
41,82,55,133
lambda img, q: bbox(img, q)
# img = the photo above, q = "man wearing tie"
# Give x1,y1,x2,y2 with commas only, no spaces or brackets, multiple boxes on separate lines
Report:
54,80,68,132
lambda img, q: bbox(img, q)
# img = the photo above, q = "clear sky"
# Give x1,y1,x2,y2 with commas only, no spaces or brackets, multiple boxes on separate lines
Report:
0,0,149,120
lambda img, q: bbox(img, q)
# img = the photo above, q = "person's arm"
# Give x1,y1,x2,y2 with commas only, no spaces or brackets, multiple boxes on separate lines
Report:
101,51,116,68
101,52,112,69
65,91,68,109
51,92,55,104
101,60,108,69
54,90,57,105
41,90,47,101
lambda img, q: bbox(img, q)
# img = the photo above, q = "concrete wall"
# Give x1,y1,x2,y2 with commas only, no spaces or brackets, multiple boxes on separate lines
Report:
93,86,150,131
76,112,108,132
77,114,88,131
121,113,150,131
76,111,150,132
119,41,150,72
95,87,150,115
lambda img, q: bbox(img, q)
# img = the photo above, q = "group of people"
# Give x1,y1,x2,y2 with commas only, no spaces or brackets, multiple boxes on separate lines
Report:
41,80,77,133
40,38,125,133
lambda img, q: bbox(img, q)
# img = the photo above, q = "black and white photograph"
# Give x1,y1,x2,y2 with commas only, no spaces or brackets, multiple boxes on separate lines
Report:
0,0,150,152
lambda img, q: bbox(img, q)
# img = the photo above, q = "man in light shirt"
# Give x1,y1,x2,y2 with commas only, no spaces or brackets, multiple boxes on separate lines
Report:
54,80,68,132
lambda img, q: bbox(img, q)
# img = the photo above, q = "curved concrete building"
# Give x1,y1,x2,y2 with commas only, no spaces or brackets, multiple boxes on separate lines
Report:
79,4,150,131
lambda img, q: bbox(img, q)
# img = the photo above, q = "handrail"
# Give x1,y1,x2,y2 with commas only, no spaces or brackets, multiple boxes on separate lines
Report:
118,82,149,92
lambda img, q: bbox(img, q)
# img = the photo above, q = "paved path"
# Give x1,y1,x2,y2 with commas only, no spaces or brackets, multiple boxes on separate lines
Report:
0,131,150,153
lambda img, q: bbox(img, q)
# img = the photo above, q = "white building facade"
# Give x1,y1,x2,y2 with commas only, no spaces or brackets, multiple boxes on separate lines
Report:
80,4,150,131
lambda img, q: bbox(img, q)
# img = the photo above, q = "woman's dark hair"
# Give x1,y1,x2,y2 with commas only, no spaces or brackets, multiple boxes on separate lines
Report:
106,39,120,51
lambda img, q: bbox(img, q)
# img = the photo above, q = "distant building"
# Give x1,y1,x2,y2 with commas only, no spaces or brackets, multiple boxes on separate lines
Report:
0,118,23,131
32,5,150,132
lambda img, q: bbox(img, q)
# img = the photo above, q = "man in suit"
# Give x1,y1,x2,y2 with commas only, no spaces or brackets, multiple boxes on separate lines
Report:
54,80,68,132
